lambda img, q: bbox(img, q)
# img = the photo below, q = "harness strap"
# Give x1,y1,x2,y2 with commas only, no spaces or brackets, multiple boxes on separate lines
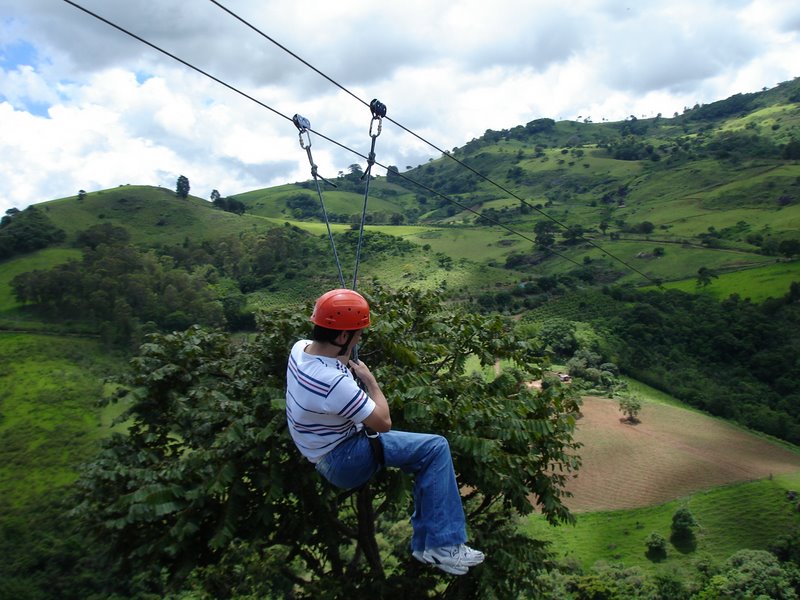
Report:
363,427,385,465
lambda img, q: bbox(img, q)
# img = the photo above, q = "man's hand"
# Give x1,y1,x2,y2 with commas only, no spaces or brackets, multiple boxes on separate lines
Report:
350,359,392,432
348,358,377,387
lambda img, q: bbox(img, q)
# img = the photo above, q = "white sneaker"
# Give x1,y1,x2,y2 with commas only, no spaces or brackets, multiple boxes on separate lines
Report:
413,544,485,575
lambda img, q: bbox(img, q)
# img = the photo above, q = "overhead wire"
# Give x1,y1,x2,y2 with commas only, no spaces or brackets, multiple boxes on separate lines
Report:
206,0,658,283
62,0,641,278
61,0,581,268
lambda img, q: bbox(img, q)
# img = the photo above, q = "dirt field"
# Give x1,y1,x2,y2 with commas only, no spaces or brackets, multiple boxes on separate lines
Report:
563,396,800,512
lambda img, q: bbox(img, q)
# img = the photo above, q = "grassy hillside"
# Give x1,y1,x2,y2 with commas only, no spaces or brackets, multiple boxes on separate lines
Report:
525,474,800,579
653,259,800,301
40,185,270,246
8,79,798,304
0,333,123,511
212,82,800,296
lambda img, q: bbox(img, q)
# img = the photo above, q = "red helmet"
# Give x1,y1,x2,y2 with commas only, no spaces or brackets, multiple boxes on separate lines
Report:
310,289,371,330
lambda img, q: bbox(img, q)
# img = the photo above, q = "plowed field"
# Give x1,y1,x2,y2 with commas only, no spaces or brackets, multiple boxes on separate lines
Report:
564,396,800,512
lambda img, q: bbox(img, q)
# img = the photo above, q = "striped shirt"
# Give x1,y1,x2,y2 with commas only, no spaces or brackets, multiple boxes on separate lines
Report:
286,339,376,463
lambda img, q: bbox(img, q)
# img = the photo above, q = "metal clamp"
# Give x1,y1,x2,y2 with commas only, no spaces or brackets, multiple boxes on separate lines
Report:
369,98,387,119
292,113,336,187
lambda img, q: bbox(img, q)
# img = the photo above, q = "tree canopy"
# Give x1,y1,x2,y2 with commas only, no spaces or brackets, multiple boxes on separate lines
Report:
176,175,190,198
0,205,66,259
72,286,582,598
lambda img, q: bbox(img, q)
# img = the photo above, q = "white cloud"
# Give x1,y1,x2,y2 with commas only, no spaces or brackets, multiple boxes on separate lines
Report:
0,0,798,215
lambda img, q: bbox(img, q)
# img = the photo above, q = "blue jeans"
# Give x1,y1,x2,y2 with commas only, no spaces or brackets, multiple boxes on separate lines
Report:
315,430,467,552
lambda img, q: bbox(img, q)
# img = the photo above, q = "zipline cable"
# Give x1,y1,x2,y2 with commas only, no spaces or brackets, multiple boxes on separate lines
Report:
352,100,387,291
292,114,346,288
61,0,596,273
61,0,296,128
207,0,657,283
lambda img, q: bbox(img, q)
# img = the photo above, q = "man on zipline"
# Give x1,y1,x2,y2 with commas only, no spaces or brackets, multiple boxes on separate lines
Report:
285,288,484,575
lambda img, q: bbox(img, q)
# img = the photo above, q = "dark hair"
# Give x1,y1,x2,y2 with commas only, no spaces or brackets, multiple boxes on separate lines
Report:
312,324,343,343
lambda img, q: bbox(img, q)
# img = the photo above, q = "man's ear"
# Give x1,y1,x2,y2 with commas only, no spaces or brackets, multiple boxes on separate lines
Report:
335,330,351,346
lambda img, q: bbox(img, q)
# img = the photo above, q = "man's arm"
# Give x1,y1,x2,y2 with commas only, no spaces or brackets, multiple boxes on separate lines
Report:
349,359,392,432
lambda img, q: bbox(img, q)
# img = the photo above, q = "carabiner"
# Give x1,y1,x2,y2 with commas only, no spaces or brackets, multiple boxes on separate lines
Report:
369,99,386,138
293,114,312,149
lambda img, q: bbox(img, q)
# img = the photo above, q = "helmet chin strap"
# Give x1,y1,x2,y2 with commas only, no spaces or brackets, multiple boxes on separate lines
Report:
334,330,356,357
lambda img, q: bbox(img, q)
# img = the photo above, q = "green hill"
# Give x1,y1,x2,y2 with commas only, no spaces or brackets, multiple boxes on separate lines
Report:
5,79,799,300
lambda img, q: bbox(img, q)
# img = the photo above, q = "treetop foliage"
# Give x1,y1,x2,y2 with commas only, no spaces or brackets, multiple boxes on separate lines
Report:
0,205,66,260
72,286,581,598
608,285,800,443
176,175,190,198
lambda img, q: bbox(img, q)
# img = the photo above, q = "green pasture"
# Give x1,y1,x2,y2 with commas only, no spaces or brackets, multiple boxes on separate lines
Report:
525,474,800,579
258,216,350,236
395,226,525,263
357,253,459,290
519,149,644,181
522,238,770,285
0,333,122,512
632,200,797,242
581,156,645,183
629,160,759,206
238,181,414,220
40,186,268,246
234,184,304,218
723,105,800,141
597,240,770,284
317,190,402,216
653,259,800,302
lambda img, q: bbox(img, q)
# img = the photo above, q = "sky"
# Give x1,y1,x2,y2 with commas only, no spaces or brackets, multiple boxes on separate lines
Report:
0,0,798,215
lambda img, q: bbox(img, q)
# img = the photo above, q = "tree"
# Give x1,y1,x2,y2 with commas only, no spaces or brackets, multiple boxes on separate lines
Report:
72,287,582,598
563,224,585,245
696,266,718,287
619,395,642,423
75,223,131,250
534,220,558,250
671,508,697,540
78,189,87,201
0,206,66,260
176,175,190,198
644,532,667,560
346,163,364,181
210,189,221,202
538,318,578,358
778,239,800,257
695,550,798,600
783,138,800,160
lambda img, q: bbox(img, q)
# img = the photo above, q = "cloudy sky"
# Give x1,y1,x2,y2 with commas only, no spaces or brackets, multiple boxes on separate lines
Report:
1,0,798,215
